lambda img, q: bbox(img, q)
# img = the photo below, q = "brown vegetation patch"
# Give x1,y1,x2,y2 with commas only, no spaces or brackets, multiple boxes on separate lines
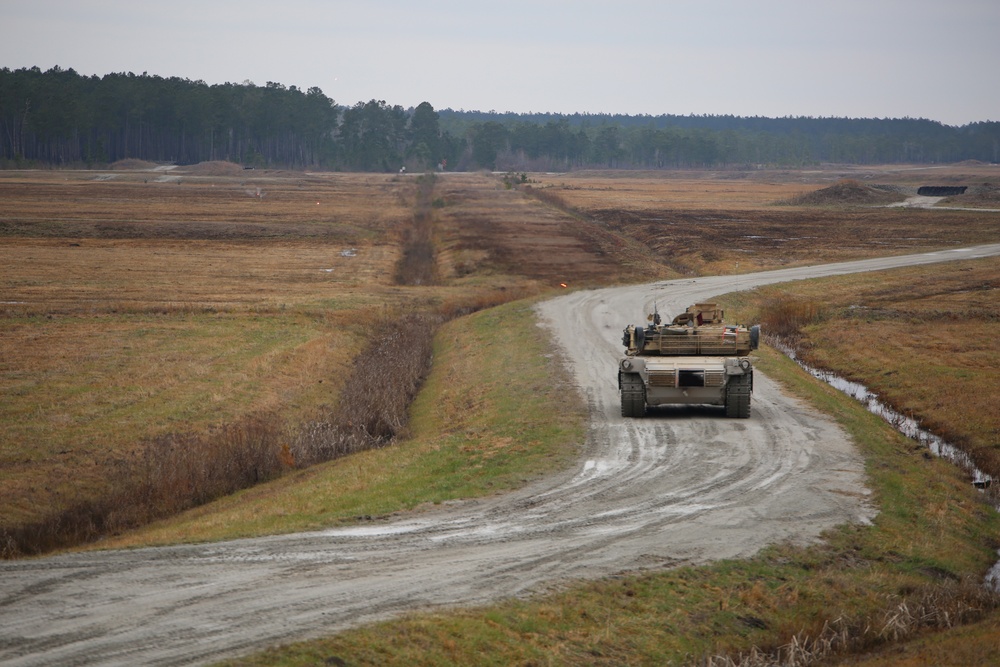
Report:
527,169,999,276
394,174,439,286
0,172,411,241
436,173,663,288
702,578,999,667
531,174,818,211
589,206,999,275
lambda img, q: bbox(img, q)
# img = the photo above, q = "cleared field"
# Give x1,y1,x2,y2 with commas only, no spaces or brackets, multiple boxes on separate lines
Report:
2,163,1000,665
433,172,655,285
4,165,1000,538
530,173,819,211
0,170,412,532
530,165,1000,275
0,167,628,539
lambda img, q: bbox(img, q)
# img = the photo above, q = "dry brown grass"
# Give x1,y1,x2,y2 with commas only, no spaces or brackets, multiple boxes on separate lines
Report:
528,170,1000,276
700,580,999,667
0,169,624,553
822,612,1000,666
436,172,664,287
0,238,397,314
530,173,819,211
0,170,411,239
0,171,417,547
3,165,998,555
733,258,1000,486
394,174,439,286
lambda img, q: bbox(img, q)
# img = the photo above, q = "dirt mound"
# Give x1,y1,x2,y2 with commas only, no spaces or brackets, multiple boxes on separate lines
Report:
183,161,247,176
946,182,1000,207
110,159,160,170
786,179,905,206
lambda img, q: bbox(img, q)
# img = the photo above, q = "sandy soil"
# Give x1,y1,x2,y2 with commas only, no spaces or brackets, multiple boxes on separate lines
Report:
1,244,998,666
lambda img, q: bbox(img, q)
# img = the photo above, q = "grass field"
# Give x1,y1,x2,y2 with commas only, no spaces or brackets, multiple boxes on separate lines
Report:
1,170,414,537
3,162,1000,664
213,292,1000,667
724,259,1000,484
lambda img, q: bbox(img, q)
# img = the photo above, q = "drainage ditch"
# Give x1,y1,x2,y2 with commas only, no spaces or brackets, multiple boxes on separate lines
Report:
769,337,1000,590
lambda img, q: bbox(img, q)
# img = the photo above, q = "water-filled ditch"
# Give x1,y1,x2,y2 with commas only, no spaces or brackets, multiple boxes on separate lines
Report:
769,337,1000,590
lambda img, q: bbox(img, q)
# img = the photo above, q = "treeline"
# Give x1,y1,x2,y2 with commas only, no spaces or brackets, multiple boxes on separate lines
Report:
0,66,458,171
440,112,1000,170
3,66,999,171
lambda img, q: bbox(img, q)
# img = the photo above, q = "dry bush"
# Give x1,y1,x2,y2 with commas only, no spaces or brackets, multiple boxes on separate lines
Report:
0,414,288,557
697,579,1000,667
292,312,442,466
115,415,286,525
758,297,826,341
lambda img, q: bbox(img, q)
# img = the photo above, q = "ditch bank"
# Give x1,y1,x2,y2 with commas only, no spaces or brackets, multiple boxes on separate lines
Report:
769,336,1000,596
771,338,995,495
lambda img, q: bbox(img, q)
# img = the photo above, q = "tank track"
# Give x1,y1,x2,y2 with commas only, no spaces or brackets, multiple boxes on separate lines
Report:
620,373,646,418
725,373,752,419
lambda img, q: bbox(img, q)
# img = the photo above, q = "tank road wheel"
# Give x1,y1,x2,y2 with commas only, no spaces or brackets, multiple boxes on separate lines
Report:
620,373,646,418
725,373,752,419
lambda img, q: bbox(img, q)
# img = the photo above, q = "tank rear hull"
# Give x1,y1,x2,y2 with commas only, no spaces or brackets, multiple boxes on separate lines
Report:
618,355,753,416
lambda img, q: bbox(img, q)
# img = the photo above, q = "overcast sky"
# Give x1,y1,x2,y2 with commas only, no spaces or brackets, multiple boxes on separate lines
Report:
4,1,997,126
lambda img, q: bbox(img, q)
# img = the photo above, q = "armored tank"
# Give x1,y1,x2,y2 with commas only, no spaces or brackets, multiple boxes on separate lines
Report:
618,303,760,418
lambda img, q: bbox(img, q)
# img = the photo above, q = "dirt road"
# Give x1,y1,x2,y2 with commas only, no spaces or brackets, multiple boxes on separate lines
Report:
2,244,998,667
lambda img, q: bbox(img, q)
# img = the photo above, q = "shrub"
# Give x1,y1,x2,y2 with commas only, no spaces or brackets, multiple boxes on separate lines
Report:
758,297,826,341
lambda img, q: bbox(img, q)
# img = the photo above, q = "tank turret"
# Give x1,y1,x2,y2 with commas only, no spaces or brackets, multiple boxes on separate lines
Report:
622,303,760,357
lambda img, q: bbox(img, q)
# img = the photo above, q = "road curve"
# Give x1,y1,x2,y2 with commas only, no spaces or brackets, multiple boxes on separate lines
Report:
2,244,998,666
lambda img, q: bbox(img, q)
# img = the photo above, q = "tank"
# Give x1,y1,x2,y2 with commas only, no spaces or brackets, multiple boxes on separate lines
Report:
618,303,760,418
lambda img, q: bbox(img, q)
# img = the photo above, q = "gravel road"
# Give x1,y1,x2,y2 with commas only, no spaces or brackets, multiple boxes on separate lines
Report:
2,244,998,666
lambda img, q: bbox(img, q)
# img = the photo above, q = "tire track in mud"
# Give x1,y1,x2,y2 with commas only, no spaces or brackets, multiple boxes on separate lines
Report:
1,244,998,666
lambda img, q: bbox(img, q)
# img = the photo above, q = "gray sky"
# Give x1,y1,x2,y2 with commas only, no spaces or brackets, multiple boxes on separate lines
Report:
4,0,998,125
